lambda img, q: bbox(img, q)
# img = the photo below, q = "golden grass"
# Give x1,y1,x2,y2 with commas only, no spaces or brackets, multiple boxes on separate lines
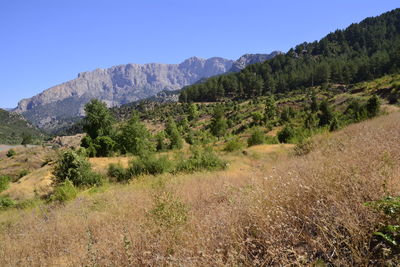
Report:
0,112,399,266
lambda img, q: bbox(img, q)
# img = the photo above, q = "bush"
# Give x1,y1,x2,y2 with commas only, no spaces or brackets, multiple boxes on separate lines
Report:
264,135,279,144
107,163,129,182
53,150,103,187
277,125,296,143
6,149,16,158
0,197,15,210
51,179,77,202
0,176,11,193
224,137,244,152
95,136,116,157
176,146,226,173
128,154,173,177
18,169,29,179
150,192,188,228
247,128,265,147
294,138,314,156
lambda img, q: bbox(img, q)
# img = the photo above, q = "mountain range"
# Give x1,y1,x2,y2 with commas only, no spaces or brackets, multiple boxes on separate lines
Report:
14,52,280,132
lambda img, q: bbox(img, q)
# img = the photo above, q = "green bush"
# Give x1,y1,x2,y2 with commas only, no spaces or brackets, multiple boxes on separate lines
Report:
277,125,296,143
0,176,11,193
53,150,103,187
247,128,265,147
107,163,129,182
224,137,244,152
0,197,15,210
176,146,226,173
128,154,173,177
95,136,116,157
18,169,29,179
51,179,77,202
264,135,279,144
6,149,16,158
294,138,314,156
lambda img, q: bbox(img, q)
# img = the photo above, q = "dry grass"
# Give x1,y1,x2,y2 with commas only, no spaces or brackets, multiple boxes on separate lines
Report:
0,112,399,266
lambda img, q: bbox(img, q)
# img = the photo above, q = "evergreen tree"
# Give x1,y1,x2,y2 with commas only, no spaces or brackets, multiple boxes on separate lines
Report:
210,107,228,138
165,118,183,149
83,99,113,139
264,95,277,121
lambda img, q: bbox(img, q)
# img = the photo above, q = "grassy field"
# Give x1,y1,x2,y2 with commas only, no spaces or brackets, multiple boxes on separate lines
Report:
0,111,399,265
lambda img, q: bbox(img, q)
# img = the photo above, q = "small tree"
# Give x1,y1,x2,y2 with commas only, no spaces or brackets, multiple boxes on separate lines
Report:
278,125,296,143
83,99,113,140
188,103,199,121
21,133,32,146
247,128,265,147
53,150,102,187
318,100,334,127
118,112,154,155
264,95,277,121
366,95,380,117
165,119,183,149
210,107,228,138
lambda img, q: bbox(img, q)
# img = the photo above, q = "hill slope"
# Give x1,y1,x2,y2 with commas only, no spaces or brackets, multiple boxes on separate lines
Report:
180,8,400,102
0,109,44,144
0,111,399,265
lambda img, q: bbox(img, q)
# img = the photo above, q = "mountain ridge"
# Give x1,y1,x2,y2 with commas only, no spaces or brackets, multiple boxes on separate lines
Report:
15,52,280,131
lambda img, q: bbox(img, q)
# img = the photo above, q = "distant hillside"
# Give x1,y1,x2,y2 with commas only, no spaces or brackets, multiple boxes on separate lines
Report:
0,109,44,144
180,8,400,102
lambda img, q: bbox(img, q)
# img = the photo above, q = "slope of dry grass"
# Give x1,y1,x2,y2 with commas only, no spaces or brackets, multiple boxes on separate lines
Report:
0,112,399,266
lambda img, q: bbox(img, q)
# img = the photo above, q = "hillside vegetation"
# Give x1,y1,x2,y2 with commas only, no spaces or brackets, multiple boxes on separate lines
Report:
0,109,44,144
180,9,400,102
0,111,399,265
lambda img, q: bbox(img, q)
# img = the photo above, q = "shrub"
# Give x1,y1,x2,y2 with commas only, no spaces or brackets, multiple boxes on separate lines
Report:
53,150,103,187
149,192,188,228
95,136,116,157
0,197,15,210
18,169,29,179
264,135,279,144
128,154,173,177
294,138,314,156
247,128,265,147
224,137,244,152
176,146,226,173
366,95,380,117
107,163,129,182
6,149,16,158
51,179,77,202
277,125,296,143
0,176,10,193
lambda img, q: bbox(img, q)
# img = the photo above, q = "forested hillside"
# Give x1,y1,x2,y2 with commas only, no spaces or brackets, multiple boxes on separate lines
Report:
180,9,400,102
0,109,44,144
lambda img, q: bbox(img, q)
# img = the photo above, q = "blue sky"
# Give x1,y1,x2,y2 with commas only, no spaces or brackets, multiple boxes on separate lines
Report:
0,0,398,108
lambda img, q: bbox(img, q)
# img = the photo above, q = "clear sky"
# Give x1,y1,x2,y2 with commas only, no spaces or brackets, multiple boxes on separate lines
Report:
0,0,398,108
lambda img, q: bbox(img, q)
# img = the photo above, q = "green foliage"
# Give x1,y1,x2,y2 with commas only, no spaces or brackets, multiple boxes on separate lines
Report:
6,149,16,158
366,95,381,117
83,99,114,140
176,146,226,173
181,9,400,102
0,197,15,210
188,103,199,121
224,136,245,152
155,131,168,151
165,119,183,149
264,95,277,121
128,154,173,177
51,179,77,202
118,112,154,155
318,101,334,127
18,169,29,178
107,163,129,182
53,150,103,187
247,128,266,147
95,136,116,157
278,125,296,143
210,106,228,138
149,192,188,228
0,176,11,193
21,133,33,146
294,138,314,156
251,112,264,126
